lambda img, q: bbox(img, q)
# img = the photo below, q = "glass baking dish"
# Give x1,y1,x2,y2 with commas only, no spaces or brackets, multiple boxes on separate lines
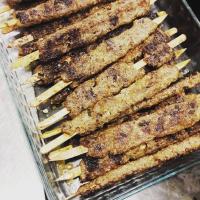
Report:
0,0,200,199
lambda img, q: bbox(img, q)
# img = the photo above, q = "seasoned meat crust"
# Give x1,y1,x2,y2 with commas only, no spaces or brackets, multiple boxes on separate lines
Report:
80,123,200,181
78,132,200,196
81,94,200,158
16,0,104,26
20,1,113,55
34,17,157,86
61,65,180,137
34,0,150,60
63,29,173,117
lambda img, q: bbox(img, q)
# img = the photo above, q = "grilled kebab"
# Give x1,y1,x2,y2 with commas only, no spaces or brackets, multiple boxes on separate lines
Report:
40,60,190,153
62,29,174,118
11,0,105,27
30,16,166,108
15,1,111,50
23,0,151,61
80,94,200,158
79,122,200,181
77,129,200,196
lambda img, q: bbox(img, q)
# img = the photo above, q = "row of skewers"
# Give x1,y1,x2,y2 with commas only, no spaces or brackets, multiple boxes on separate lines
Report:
1,0,200,198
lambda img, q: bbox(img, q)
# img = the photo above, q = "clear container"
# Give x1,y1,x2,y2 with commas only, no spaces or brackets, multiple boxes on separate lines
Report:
0,0,200,199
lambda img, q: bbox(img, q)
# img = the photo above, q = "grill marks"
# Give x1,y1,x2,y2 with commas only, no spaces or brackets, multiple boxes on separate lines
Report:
16,0,103,26
63,29,173,117
33,0,150,61
78,132,200,196
32,17,157,87
61,65,179,141
80,94,200,158
80,122,200,181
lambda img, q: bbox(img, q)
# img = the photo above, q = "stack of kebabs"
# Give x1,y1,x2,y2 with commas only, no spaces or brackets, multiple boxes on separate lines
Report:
1,0,200,198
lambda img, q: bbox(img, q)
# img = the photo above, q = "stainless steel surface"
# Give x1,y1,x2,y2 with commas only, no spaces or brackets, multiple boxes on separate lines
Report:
0,0,200,200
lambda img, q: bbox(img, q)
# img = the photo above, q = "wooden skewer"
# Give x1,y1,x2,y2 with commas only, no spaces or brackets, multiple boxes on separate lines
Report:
38,108,70,131
48,145,73,158
22,73,41,85
157,11,166,17
0,18,19,29
39,59,191,155
31,81,72,107
176,59,191,70
37,36,186,131
55,166,82,182
165,27,177,36
175,48,187,58
40,133,77,154
0,5,11,15
40,127,62,139
1,25,15,34
11,50,39,69
11,14,167,69
8,34,34,48
49,146,88,161
134,34,186,70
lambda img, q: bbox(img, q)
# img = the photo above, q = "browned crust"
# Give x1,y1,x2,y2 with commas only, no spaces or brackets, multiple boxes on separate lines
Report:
77,132,200,196
63,29,173,117
80,94,200,158
16,0,104,26
80,122,200,181
19,1,113,55
33,0,150,60
61,64,180,137
34,17,157,87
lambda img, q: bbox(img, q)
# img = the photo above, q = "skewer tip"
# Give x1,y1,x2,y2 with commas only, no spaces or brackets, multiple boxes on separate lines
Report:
165,27,178,37
175,48,187,58
31,81,72,107
11,50,40,69
176,59,191,70
49,146,88,161
37,108,69,130
153,13,168,25
150,0,158,5
8,34,34,48
55,166,81,181
40,128,62,139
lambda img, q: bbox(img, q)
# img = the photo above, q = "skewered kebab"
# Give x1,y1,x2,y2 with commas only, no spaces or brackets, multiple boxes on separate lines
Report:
50,30,182,108
34,30,183,121
24,15,166,110
54,94,200,190
37,33,186,128
57,121,200,182
41,73,200,140
45,74,200,181
12,0,151,54
39,59,191,154
27,15,169,88
52,94,186,181
75,131,200,197
38,27,180,106
9,1,111,48
11,0,155,67
80,94,200,158
0,0,106,29
48,92,200,162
